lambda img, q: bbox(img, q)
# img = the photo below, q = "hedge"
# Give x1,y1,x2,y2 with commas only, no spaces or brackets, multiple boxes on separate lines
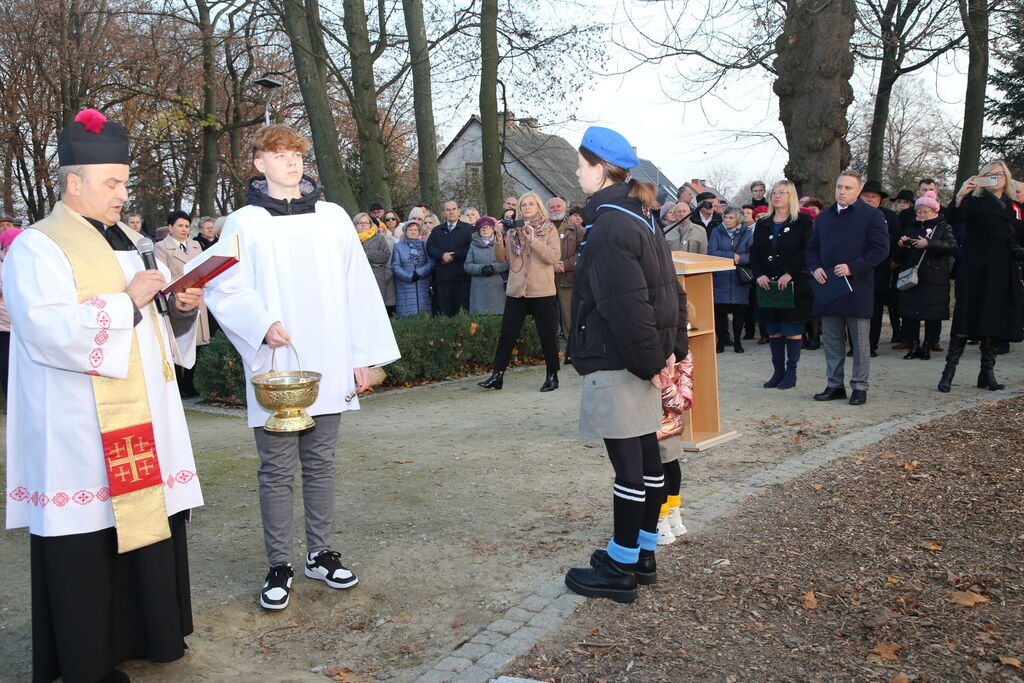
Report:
194,312,546,404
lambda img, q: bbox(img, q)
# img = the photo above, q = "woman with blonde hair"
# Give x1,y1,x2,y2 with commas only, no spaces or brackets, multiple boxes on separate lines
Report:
478,191,562,391
356,212,396,315
749,180,814,389
938,160,1024,391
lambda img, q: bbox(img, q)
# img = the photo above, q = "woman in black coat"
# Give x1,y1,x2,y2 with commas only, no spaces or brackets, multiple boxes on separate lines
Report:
894,191,956,360
564,126,688,604
938,160,1024,392
748,180,814,390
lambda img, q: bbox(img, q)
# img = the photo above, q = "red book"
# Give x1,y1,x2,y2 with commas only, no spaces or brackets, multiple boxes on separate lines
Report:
161,234,240,294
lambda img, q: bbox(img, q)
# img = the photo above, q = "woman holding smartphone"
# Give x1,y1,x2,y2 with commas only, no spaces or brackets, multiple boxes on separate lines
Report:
937,160,1024,391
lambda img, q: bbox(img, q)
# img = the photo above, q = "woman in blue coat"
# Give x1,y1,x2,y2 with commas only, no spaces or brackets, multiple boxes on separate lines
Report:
708,208,754,353
391,220,434,316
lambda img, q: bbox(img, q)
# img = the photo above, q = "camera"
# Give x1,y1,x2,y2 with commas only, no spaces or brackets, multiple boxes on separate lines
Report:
700,201,714,210
501,217,525,230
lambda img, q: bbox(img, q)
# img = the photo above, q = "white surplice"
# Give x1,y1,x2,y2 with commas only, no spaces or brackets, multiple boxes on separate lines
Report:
3,228,204,537
196,201,400,427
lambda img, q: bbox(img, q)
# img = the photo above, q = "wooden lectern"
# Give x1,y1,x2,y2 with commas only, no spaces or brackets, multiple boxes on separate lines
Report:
672,252,740,451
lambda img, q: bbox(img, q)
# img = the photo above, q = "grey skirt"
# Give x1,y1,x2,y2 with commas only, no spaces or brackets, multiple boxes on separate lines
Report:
579,369,662,439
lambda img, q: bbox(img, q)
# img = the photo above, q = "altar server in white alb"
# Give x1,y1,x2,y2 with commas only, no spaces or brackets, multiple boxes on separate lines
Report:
3,109,205,683
198,124,399,611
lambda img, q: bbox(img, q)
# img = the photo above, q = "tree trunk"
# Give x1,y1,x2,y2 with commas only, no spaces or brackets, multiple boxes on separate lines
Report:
773,0,856,200
280,0,359,212
479,0,502,217
402,0,440,210
196,0,219,218
955,0,988,186
342,0,391,209
866,0,901,182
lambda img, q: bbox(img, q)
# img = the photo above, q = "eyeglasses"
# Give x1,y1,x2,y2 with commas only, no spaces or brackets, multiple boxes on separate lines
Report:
771,190,788,196
356,220,371,226
384,217,398,222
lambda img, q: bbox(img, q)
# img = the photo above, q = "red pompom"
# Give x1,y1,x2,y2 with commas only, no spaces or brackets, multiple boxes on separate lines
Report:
75,109,106,134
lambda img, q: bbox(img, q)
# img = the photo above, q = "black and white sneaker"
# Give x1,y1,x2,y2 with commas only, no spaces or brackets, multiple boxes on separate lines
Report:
260,563,294,610
305,550,358,589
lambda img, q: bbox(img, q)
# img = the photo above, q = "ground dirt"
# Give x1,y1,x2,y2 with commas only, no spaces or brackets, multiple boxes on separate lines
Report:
1,335,1021,682
503,396,1024,682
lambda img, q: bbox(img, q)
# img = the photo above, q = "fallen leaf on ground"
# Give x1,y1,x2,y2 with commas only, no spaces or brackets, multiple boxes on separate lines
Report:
999,657,1022,668
871,642,904,661
809,484,824,490
882,452,898,459
983,401,998,406
800,591,818,609
889,676,912,683
451,618,465,628
921,541,943,551
468,322,478,335
392,458,414,464
347,620,369,630
389,613,413,622
947,590,988,606
900,461,920,471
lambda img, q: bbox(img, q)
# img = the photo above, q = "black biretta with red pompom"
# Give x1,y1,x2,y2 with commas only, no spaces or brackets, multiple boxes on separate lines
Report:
57,109,130,166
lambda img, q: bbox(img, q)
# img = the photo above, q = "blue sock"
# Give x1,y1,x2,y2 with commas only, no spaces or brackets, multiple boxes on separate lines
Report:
637,529,659,551
606,538,639,564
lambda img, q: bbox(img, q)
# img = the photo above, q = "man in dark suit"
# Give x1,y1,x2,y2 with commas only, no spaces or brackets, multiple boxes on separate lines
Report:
426,199,474,315
808,171,890,406
859,180,903,353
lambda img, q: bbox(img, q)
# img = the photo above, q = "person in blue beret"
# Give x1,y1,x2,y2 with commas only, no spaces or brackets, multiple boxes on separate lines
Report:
563,126,689,603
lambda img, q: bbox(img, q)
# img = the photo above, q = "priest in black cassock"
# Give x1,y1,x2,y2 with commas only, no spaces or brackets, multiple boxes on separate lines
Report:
3,109,205,682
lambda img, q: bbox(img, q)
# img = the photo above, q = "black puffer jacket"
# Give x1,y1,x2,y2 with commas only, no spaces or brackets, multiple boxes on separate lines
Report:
570,183,688,380
245,175,321,216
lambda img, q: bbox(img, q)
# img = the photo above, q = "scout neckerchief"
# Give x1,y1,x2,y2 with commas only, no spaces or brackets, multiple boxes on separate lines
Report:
33,201,174,553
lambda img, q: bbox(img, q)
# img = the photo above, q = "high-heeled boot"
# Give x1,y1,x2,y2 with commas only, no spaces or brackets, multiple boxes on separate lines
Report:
937,336,967,392
977,338,1005,390
477,369,504,390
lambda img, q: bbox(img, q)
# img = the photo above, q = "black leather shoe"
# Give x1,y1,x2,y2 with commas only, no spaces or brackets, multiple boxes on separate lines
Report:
478,370,504,390
813,386,847,401
539,373,559,392
849,389,867,405
870,349,878,357
565,556,637,603
734,342,744,353
591,548,656,585
903,343,919,360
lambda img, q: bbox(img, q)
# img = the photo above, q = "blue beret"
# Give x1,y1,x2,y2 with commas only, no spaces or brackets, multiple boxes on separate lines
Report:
580,126,639,170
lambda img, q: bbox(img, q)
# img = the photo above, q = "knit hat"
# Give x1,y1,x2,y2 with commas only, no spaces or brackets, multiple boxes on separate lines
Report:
580,126,638,170
752,205,770,217
1,228,22,250
369,202,384,212
474,216,497,230
57,109,130,166
915,190,941,212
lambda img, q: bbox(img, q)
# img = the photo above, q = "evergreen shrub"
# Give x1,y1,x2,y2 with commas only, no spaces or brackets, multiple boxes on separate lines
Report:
192,312,545,403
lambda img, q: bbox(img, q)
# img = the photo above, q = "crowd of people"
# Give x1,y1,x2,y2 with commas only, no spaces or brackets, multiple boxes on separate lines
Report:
4,107,1023,682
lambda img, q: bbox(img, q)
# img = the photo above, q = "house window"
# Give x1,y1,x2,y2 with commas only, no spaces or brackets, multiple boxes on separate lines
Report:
465,163,482,184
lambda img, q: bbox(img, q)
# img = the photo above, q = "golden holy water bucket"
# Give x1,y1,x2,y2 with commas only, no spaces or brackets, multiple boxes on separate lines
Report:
251,343,321,432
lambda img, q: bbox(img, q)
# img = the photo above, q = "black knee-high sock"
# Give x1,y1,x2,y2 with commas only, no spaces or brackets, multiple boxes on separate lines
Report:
640,434,665,534
604,437,645,553
663,458,681,496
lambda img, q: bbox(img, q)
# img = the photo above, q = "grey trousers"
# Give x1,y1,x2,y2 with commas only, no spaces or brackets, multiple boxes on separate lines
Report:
253,413,341,567
822,316,871,391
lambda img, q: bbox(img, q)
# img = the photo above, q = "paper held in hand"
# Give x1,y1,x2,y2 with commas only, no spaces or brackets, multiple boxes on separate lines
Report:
161,234,239,294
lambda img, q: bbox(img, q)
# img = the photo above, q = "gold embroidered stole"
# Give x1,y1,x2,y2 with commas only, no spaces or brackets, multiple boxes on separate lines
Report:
33,202,171,552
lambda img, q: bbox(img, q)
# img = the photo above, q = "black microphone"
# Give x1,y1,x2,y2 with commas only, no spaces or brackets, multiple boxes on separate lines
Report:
135,236,169,316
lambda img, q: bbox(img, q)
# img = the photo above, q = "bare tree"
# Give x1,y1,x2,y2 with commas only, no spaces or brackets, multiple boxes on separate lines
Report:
955,0,990,185
402,0,440,211
479,0,502,216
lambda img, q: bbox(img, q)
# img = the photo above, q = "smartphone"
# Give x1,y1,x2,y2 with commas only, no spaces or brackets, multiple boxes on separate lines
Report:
973,175,1000,188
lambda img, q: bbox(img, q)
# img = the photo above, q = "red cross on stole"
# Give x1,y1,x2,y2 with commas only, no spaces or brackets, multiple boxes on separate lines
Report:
101,423,163,496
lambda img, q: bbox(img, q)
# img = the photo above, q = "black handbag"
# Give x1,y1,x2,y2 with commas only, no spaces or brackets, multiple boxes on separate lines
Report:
736,265,755,284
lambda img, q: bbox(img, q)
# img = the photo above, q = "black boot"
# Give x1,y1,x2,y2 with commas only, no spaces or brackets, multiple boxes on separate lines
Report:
903,342,919,360
478,370,504,390
566,554,637,603
539,372,559,392
805,319,821,350
591,548,656,585
937,336,967,392
918,344,931,360
977,338,1005,391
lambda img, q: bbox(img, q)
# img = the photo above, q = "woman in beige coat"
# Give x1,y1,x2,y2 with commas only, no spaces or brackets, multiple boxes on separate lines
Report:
155,211,211,347
478,192,562,392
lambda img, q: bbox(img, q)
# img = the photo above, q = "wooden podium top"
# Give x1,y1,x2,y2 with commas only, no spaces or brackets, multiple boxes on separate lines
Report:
672,252,736,275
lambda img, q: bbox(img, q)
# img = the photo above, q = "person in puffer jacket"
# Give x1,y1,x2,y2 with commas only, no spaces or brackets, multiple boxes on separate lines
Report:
563,126,688,604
